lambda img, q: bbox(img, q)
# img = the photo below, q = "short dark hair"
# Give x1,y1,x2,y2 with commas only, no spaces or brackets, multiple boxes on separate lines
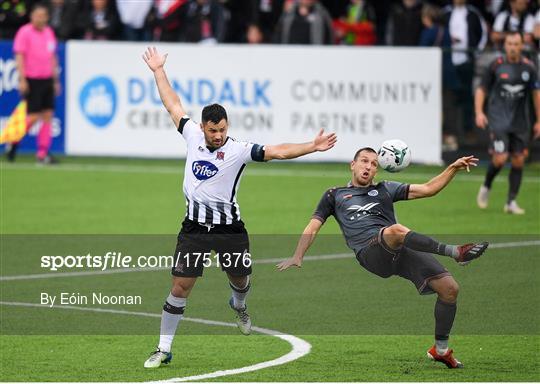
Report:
201,104,228,124
353,147,377,160
505,31,523,41
31,2,49,12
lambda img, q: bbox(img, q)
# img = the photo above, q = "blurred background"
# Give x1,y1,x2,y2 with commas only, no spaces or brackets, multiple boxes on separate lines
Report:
1,0,540,162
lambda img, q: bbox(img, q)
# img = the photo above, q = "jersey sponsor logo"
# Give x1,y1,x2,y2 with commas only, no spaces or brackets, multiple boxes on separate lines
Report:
192,161,219,180
500,84,525,99
347,202,380,221
368,190,379,196
500,73,509,79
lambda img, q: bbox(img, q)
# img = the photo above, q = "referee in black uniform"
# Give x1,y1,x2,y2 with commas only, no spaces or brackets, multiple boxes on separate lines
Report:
475,31,540,214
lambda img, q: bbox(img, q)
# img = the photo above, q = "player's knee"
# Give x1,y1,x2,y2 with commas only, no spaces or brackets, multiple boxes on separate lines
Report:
170,279,194,298
387,224,409,238
492,155,507,168
510,155,525,168
441,280,459,302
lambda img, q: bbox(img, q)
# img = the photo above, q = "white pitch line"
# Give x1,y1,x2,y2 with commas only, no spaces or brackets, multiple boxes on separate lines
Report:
2,162,539,182
1,241,539,282
0,301,311,383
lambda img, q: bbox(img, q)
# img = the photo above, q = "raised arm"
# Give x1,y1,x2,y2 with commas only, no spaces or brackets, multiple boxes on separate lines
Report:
276,219,324,271
264,129,337,161
408,156,479,200
142,47,186,128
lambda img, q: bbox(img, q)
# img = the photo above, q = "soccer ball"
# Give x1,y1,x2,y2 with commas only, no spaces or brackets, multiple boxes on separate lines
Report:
377,139,411,173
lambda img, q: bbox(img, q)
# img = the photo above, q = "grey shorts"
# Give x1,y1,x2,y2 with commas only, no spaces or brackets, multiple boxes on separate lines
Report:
356,228,451,295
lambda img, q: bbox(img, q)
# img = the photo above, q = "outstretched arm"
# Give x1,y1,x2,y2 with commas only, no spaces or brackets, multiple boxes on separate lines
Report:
276,219,323,271
142,47,186,128
408,156,478,200
264,129,337,161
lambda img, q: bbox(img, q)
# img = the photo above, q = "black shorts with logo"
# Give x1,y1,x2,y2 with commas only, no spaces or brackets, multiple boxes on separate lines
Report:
26,78,55,113
489,130,528,155
171,219,252,277
356,228,450,295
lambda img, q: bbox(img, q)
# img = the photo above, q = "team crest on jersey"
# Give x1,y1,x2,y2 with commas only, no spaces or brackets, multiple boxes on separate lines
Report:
522,71,530,81
368,190,378,196
192,161,219,180
216,151,225,160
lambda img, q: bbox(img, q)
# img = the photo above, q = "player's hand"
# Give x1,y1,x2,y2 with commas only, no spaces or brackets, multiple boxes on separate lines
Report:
475,112,488,129
313,129,337,152
451,155,479,172
18,78,28,96
276,257,302,271
142,46,168,72
534,121,540,140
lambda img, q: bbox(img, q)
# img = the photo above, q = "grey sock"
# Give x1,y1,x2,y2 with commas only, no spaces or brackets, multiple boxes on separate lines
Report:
434,298,456,354
403,232,457,257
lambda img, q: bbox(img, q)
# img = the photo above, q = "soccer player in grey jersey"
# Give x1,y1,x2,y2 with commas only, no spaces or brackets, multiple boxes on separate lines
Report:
475,31,540,214
277,147,489,369
142,47,337,368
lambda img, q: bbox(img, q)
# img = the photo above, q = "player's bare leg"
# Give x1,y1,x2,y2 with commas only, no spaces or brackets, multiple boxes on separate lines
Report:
426,276,463,368
504,153,525,214
227,273,251,335
382,224,488,265
478,153,507,209
144,276,197,368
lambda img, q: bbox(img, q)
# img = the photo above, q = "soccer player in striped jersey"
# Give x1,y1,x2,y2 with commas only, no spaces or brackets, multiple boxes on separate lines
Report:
142,46,337,368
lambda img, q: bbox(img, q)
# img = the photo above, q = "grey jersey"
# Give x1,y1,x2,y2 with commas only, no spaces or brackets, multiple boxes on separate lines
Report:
480,55,539,134
313,181,409,254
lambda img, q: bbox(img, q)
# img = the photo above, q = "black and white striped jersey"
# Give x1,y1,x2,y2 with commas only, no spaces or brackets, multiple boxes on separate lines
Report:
179,117,265,224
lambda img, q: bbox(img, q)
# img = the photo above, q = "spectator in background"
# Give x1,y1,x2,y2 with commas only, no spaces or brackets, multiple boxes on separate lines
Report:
148,0,187,42
442,0,487,144
116,0,152,41
222,0,251,42
82,0,120,40
333,0,376,45
247,0,285,43
369,0,392,44
0,0,32,39
274,0,334,45
48,0,81,40
534,0,540,45
386,0,423,46
420,4,460,151
9,3,60,163
178,0,228,43
492,0,535,47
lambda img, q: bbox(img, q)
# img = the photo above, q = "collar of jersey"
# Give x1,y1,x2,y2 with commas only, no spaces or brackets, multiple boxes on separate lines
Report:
203,137,230,153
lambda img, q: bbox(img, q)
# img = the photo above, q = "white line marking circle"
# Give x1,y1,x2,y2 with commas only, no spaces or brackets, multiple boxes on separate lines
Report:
0,301,311,382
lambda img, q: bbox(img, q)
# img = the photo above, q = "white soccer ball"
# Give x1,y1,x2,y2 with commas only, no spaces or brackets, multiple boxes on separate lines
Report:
377,139,411,173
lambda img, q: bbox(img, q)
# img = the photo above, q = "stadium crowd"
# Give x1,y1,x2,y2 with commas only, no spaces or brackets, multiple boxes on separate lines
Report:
2,0,540,152
1,0,540,47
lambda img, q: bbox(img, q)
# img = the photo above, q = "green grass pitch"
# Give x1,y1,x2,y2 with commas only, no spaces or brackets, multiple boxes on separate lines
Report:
1,155,539,382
